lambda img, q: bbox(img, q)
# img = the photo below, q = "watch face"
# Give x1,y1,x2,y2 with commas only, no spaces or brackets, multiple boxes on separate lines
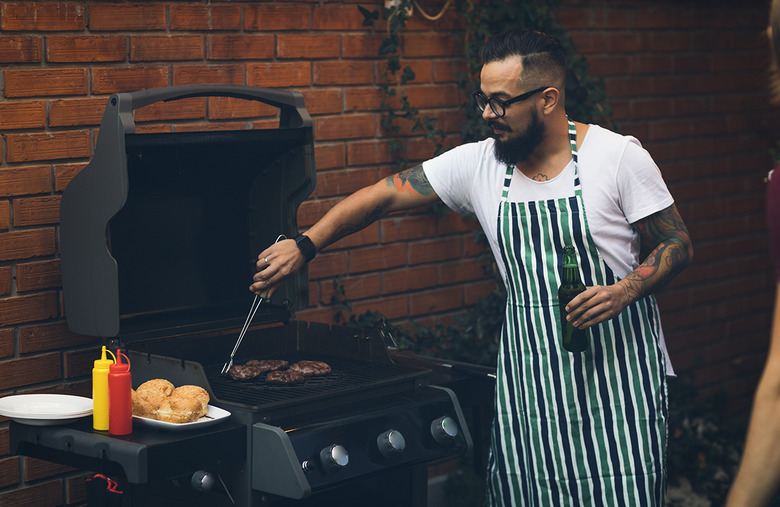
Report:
296,234,315,261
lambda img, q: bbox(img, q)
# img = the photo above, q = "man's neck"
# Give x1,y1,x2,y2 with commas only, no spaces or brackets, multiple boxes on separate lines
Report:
515,115,574,181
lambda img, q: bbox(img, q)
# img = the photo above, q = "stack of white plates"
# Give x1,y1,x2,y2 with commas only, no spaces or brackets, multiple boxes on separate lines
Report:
0,394,93,426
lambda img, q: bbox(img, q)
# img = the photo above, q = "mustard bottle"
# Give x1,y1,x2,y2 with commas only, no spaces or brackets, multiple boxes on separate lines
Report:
92,346,115,431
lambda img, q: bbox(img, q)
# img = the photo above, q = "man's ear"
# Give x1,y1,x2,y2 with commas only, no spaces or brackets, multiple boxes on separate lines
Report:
541,87,561,115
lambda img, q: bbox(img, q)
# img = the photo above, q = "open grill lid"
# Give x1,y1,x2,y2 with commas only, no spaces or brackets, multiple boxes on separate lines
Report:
60,85,315,339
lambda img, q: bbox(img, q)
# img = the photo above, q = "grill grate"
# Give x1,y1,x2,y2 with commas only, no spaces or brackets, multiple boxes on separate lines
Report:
204,356,427,408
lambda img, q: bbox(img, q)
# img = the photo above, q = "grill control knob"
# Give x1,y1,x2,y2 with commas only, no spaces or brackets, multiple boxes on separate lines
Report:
377,429,406,458
320,444,349,472
430,416,459,445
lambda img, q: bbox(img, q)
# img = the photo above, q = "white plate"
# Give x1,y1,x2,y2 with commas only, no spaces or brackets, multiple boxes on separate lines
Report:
0,394,93,426
133,405,230,431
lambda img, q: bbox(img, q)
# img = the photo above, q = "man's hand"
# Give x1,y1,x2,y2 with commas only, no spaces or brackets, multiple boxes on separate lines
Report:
564,282,630,329
565,203,692,329
249,239,306,297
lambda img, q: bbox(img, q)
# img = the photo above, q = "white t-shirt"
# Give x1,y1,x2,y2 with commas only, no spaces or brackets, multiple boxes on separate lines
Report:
423,124,676,374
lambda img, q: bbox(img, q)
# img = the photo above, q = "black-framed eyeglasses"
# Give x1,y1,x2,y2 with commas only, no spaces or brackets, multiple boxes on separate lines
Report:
473,86,549,117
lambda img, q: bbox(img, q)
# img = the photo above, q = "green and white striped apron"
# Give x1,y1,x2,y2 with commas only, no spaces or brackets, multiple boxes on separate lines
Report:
486,119,668,506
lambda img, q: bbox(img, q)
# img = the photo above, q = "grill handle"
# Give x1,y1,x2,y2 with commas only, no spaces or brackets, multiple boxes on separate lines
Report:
113,84,312,129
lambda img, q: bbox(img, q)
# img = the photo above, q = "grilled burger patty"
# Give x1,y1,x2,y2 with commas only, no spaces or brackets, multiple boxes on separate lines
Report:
246,359,289,372
227,364,263,381
289,360,331,376
265,369,305,385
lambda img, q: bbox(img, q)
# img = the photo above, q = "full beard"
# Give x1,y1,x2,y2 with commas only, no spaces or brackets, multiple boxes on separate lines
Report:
491,109,546,166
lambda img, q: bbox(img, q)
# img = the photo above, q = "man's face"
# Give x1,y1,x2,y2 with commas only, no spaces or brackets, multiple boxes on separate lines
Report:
479,56,547,165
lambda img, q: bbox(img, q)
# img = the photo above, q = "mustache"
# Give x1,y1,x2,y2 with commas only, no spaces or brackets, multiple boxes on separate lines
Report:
488,120,510,132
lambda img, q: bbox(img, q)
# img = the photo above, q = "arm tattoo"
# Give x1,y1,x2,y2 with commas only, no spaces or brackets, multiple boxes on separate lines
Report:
620,204,693,303
385,165,434,196
333,205,384,242
332,165,432,243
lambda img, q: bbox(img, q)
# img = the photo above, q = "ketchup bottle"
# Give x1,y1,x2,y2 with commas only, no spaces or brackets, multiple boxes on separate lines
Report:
92,346,114,431
108,349,132,436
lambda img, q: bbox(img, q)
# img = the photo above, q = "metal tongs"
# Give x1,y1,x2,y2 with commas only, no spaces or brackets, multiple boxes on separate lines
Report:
221,235,286,375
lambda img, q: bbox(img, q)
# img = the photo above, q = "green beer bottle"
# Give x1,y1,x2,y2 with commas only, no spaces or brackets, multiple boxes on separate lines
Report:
558,245,588,352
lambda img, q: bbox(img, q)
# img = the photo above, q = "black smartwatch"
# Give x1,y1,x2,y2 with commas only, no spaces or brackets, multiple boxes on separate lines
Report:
294,234,317,263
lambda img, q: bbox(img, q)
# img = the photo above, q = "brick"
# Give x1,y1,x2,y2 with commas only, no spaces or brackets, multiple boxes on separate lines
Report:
133,97,207,123
171,4,241,31
345,87,387,112
314,61,374,86
299,88,343,116
208,34,275,60
342,34,383,58
319,272,381,304
54,163,86,193
408,237,463,265
0,229,56,261
24,457,75,482
409,286,464,316
0,266,10,295
317,167,379,198
307,251,349,280
209,97,277,121
248,62,311,88
89,3,166,31
0,166,51,197
0,35,42,63
350,294,408,320
402,33,460,58
1,2,85,31
0,328,12,357
405,84,461,109
433,58,468,83
278,34,340,59
46,35,126,63
347,140,393,165
172,64,243,86
19,321,94,354
13,196,61,227
17,259,61,293
64,349,94,379
0,352,62,390
315,114,375,141
0,202,8,231
0,427,8,454
0,101,45,130
464,279,499,305
314,143,346,170
130,35,204,62
6,130,91,163
4,68,87,98
0,479,63,506
383,265,438,294
349,243,407,274
245,4,311,31
0,291,58,329
49,98,107,127
66,473,91,505
91,65,169,94
378,59,434,84
382,215,437,242
312,5,365,31
0,456,20,489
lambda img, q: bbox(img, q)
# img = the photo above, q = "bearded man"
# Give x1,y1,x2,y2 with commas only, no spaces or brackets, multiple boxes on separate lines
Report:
251,28,693,506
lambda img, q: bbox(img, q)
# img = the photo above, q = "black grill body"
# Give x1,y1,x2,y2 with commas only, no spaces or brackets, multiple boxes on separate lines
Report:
10,86,473,506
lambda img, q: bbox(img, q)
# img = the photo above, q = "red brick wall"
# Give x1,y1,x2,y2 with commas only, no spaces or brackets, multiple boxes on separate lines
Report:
0,0,778,504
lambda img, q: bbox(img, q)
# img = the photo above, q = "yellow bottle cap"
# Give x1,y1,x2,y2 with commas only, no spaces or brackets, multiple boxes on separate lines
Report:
94,345,114,369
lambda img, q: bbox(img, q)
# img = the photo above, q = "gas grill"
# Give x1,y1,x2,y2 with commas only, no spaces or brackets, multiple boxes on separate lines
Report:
9,85,473,507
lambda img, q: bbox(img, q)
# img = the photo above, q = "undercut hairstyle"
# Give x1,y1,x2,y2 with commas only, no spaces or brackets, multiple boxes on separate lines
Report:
482,28,567,89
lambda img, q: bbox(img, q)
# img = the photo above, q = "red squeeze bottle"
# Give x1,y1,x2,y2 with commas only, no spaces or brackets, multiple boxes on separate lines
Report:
108,349,132,436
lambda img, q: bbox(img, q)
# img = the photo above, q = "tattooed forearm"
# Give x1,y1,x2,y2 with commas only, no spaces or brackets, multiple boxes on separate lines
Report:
386,165,434,196
619,204,693,303
332,205,385,242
